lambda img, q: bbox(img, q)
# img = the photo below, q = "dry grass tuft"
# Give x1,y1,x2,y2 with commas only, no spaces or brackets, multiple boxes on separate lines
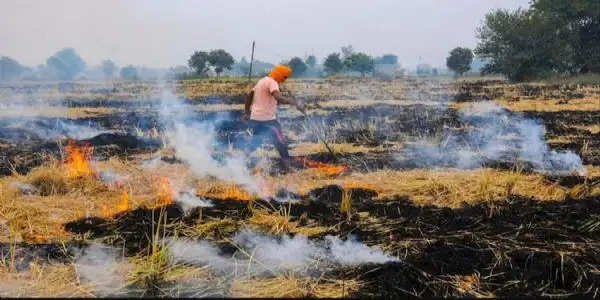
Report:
247,208,331,237
229,276,361,298
0,262,94,297
346,168,578,207
230,276,306,298
182,218,240,240
26,165,70,196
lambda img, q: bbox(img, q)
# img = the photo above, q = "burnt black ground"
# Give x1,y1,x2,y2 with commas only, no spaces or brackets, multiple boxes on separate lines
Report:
57,183,600,297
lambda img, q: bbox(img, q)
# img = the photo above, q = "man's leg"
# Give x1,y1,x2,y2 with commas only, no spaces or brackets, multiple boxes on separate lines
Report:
244,120,265,157
266,121,291,168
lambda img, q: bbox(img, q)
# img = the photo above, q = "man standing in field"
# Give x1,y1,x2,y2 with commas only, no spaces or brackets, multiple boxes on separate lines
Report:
243,64,305,170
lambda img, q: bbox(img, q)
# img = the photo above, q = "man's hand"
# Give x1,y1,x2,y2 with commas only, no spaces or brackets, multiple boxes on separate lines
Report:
241,114,250,121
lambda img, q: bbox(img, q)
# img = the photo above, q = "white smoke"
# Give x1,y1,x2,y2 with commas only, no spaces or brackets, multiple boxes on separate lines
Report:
158,87,260,195
74,243,131,296
169,123,259,194
176,190,214,212
10,181,39,195
401,102,585,175
168,230,397,276
98,170,128,186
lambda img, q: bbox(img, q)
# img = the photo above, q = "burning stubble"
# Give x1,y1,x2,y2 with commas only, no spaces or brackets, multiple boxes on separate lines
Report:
400,102,586,175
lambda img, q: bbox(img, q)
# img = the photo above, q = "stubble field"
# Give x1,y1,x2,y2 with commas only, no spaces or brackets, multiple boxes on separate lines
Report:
1,77,599,297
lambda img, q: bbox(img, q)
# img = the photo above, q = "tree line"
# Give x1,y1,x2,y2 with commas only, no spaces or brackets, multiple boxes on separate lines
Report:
186,45,402,79
475,0,600,81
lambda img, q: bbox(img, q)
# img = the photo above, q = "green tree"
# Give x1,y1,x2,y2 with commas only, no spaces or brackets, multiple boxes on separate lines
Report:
0,56,27,80
101,59,117,78
188,51,210,76
323,53,344,75
46,48,86,80
341,45,354,60
344,52,374,77
475,9,573,81
208,49,234,78
288,57,307,76
532,0,600,73
376,54,398,65
446,47,474,76
120,65,138,80
305,55,317,68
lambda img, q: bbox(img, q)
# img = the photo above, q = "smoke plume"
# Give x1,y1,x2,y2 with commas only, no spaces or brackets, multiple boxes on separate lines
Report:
401,102,585,175
158,88,260,195
74,243,131,296
168,229,398,276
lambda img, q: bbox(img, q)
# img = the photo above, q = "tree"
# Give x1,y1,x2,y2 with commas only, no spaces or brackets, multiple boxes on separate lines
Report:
532,0,600,73
101,60,117,78
0,56,27,80
208,49,234,78
120,65,138,80
188,51,210,76
446,47,474,76
46,48,86,80
341,45,354,60
344,52,374,77
376,54,398,65
288,57,307,76
305,55,317,68
323,53,344,75
475,9,573,81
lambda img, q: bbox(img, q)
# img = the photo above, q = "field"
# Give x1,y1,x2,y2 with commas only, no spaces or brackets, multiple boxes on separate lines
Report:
1,77,600,297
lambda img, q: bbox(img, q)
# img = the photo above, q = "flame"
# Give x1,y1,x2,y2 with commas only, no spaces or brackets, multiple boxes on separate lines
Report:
117,187,130,213
222,184,253,200
64,140,93,178
296,157,349,176
343,179,375,190
101,205,113,219
155,177,174,206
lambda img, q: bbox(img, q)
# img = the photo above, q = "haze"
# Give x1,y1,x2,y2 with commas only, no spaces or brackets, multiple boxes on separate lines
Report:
0,0,530,69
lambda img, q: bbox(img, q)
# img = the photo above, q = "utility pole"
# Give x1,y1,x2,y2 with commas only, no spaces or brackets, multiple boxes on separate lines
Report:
248,41,255,81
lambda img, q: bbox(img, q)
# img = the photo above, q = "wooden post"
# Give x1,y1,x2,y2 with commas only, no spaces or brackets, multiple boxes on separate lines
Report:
248,41,255,81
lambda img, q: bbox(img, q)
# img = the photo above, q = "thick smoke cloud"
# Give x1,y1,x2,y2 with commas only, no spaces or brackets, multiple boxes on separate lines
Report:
400,102,585,175
168,229,398,276
158,88,260,195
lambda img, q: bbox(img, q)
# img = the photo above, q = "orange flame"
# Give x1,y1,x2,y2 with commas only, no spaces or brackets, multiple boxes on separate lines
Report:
343,179,375,190
222,184,253,200
65,141,93,178
155,177,174,206
296,158,349,176
117,187,130,213
101,205,113,219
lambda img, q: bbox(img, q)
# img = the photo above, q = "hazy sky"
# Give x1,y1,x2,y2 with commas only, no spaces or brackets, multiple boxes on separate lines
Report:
0,0,530,69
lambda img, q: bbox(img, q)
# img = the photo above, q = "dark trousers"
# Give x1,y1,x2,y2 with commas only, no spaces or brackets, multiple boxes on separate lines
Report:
246,119,290,159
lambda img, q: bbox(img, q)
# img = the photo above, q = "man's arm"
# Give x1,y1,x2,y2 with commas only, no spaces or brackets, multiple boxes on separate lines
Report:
243,91,254,119
273,90,306,114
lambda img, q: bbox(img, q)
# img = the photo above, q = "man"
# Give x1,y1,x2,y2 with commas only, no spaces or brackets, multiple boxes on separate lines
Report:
243,64,305,170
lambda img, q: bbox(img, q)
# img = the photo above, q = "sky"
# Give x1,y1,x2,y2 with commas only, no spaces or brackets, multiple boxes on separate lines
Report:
0,0,531,69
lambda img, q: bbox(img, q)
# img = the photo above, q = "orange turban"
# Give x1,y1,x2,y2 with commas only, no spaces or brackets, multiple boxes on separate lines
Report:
269,65,292,83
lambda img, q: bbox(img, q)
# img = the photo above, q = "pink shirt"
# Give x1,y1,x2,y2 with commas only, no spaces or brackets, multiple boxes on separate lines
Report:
250,76,279,121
